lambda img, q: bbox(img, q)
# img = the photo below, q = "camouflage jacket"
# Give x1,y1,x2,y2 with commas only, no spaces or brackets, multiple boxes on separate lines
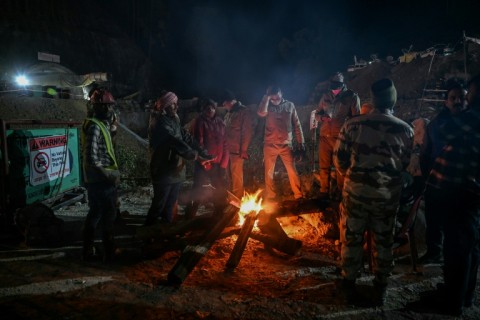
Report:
334,109,414,199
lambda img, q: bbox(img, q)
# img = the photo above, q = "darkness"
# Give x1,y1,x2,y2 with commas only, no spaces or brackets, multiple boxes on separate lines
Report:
3,0,480,104
122,0,480,103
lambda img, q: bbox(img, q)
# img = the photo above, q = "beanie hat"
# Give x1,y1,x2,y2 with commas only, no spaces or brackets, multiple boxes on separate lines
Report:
157,92,178,109
371,78,397,109
220,89,236,102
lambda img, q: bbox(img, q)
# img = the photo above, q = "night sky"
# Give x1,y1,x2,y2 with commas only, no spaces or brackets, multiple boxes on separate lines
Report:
141,0,480,104
3,0,480,104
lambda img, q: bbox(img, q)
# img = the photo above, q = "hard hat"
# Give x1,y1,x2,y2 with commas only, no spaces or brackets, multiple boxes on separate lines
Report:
90,89,115,104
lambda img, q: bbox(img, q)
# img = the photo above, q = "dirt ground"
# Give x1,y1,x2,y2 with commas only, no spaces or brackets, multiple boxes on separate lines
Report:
0,186,479,320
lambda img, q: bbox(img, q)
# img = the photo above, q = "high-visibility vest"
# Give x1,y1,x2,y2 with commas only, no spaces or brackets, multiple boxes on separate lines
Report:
82,118,118,170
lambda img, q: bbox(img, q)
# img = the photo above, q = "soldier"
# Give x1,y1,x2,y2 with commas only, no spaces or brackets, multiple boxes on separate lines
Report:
422,74,480,316
333,78,413,306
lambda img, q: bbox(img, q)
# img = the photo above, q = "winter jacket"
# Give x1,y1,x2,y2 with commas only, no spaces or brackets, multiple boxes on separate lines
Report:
316,87,360,137
148,111,203,184
420,108,454,177
257,98,305,146
192,113,229,169
224,102,254,156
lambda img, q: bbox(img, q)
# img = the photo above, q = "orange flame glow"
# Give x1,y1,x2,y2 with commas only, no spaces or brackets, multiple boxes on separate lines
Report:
238,190,263,225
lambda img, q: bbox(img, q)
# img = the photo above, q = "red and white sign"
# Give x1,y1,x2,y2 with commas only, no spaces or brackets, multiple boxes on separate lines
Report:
29,135,70,186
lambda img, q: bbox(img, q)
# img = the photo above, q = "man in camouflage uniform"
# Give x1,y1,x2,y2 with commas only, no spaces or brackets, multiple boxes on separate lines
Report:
333,78,413,306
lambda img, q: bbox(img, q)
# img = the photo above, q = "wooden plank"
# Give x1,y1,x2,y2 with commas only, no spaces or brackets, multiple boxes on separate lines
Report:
250,231,302,256
225,211,257,269
167,204,239,285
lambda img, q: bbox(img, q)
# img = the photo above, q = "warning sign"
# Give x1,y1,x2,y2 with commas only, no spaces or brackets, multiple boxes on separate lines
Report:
29,135,71,186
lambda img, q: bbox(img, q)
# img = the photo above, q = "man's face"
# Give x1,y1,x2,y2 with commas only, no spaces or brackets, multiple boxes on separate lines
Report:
445,88,466,114
164,102,178,116
269,92,282,106
202,104,216,118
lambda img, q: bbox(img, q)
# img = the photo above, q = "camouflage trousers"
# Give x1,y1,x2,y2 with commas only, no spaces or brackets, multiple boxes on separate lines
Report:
339,189,400,283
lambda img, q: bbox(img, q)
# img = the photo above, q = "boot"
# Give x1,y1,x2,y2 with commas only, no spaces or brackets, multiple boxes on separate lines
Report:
82,226,96,262
336,278,371,307
103,233,116,263
184,201,199,220
373,278,388,306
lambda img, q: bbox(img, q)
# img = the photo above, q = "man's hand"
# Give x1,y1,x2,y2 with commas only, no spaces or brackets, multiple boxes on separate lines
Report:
294,144,306,163
198,154,215,170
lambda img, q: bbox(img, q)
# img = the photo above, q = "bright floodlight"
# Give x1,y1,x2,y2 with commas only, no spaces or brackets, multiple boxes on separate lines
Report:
15,75,29,86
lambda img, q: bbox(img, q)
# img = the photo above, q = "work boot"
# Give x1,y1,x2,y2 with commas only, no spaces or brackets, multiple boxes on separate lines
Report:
336,279,368,306
82,226,96,261
372,279,388,306
184,201,199,220
103,233,117,263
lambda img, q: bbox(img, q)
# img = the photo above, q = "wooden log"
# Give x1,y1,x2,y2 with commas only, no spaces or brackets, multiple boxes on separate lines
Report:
250,231,302,256
256,212,302,255
167,204,239,285
135,215,213,240
225,211,257,269
142,227,241,259
269,198,329,218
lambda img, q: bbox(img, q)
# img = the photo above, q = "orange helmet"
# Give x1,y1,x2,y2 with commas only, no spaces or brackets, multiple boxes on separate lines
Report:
90,89,115,104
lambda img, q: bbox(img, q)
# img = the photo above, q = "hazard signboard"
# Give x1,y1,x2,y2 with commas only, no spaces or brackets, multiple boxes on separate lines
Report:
29,135,71,186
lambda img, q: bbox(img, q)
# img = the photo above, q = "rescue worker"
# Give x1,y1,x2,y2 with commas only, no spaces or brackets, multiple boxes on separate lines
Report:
81,88,120,262
145,91,213,226
221,89,254,199
315,72,360,199
257,85,305,202
422,74,480,316
419,80,465,264
185,98,229,219
333,78,413,306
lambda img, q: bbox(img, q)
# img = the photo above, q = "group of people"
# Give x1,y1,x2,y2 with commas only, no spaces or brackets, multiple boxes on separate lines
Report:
80,72,480,316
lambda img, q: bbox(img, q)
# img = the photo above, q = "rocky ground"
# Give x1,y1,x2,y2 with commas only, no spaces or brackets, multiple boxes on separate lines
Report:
0,184,479,320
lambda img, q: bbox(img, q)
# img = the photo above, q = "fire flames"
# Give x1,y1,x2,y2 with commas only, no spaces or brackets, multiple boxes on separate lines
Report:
238,190,263,225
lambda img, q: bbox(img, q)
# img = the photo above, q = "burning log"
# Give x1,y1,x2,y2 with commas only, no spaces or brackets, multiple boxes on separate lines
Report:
250,231,302,256
257,211,302,255
167,204,239,285
269,198,329,218
226,211,257,269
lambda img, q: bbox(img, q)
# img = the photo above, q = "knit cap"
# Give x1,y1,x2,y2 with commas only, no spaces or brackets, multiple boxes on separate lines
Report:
371,78,397,109
157,92,178,109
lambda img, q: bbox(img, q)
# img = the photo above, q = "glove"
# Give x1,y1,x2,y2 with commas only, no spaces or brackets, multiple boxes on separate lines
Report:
240,151,249,160
293,144,306,163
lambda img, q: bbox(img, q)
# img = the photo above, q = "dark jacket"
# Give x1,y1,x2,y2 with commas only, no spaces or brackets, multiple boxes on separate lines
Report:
420,107,453,177
224,102,254,156
316,87,360,137
148,112,203,184
193,114,229,168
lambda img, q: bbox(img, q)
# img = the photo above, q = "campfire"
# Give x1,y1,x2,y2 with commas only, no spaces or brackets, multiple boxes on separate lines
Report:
137,191,329,285
237,190,263,226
